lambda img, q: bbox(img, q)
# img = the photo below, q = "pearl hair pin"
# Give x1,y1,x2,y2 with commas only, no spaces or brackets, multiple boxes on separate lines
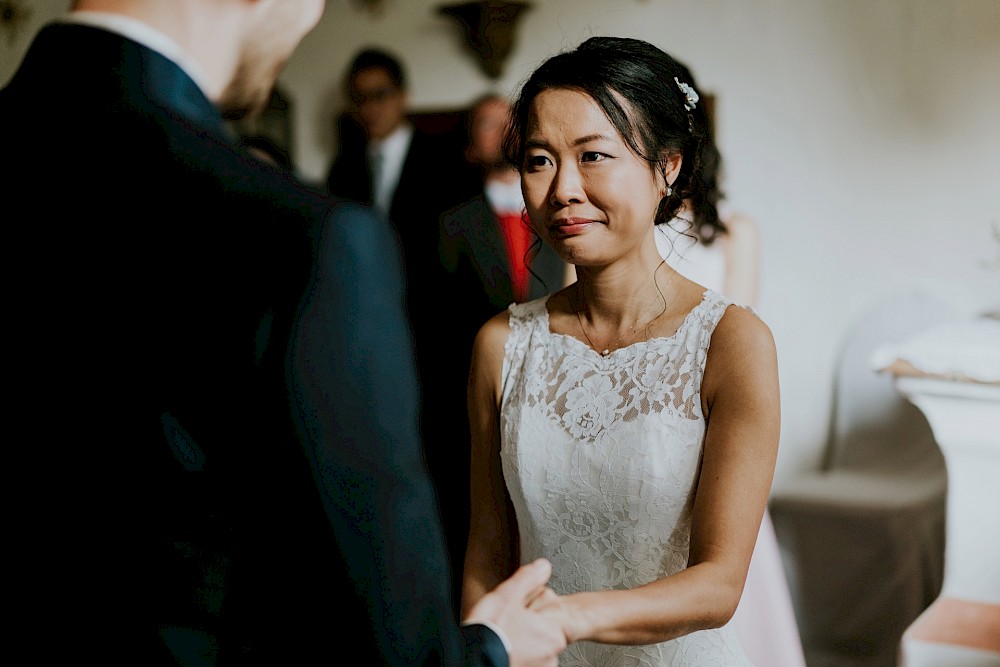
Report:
674,77,699,111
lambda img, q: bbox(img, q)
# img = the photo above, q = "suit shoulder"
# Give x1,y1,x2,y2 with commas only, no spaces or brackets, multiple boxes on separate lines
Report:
320,199,404,263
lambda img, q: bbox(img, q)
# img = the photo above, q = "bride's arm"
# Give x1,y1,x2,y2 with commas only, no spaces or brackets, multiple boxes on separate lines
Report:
461,311,520,619
530,306,780,645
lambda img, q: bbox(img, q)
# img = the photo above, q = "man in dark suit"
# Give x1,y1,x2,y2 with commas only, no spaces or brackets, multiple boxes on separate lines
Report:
325,48,479,258
324,47,479,317
1,1,565,665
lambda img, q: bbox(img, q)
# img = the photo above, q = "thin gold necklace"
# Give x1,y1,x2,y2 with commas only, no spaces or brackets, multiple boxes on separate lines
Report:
575,308,614,356
575,267,677,357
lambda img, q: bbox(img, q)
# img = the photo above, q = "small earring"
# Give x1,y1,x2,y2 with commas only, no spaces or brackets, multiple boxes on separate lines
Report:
666,185,672,197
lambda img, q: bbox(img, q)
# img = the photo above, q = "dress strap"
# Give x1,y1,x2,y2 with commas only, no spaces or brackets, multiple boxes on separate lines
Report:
691,290,735,383
502,297,549,403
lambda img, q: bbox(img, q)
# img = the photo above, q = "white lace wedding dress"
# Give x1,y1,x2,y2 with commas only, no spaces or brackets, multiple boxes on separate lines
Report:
500,289,755,666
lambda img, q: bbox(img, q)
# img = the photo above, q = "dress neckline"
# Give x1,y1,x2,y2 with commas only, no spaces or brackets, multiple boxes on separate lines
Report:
542,289,718,360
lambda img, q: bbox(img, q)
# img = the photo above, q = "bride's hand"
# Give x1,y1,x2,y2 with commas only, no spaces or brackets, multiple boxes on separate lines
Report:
527,586,559,610
527,588,584,644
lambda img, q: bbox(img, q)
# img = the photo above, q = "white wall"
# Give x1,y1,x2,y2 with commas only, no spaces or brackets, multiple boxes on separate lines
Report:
4,0,998,490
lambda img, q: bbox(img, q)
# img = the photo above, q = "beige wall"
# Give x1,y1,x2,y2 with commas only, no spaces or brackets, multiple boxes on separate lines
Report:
4,0,998,490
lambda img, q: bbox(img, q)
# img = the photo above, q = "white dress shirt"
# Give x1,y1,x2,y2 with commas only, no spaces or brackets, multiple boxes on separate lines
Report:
368,123,413,216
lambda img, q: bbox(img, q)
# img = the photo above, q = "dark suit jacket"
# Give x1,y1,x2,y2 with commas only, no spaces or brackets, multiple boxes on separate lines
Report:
2,22,506,666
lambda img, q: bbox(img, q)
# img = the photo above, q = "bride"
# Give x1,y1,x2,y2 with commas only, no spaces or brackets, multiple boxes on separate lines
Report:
460,36,781,666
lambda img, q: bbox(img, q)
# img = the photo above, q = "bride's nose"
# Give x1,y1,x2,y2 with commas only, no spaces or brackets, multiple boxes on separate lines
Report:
549,164,586,207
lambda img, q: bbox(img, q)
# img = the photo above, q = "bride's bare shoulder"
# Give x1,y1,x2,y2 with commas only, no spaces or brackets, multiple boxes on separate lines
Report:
708,303,777,376
475,309,513,353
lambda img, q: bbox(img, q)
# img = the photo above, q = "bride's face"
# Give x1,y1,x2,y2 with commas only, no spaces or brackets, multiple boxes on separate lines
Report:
520,88,668,267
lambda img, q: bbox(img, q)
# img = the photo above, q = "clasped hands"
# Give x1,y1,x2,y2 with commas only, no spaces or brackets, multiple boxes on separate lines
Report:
465,558,580,667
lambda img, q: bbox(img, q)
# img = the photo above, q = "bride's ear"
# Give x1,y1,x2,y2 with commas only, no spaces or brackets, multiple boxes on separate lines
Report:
662,152,683,188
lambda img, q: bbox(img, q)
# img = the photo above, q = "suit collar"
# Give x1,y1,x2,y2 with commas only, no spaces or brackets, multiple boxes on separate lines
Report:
61,11,214,98
18,23,231,144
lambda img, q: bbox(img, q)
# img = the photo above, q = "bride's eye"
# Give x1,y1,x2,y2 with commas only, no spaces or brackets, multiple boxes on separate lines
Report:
524,154,552,170
581,151,609,163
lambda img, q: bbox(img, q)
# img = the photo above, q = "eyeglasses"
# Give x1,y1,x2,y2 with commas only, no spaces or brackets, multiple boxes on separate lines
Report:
350,86,400,107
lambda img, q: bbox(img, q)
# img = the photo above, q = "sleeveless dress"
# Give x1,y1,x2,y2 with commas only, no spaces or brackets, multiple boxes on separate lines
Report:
500,289,755,666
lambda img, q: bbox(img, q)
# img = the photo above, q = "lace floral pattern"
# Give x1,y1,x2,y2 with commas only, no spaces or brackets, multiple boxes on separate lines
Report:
500,290,754,666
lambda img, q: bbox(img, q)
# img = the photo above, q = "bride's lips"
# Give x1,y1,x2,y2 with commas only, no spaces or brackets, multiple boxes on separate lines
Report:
549,217,595,238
